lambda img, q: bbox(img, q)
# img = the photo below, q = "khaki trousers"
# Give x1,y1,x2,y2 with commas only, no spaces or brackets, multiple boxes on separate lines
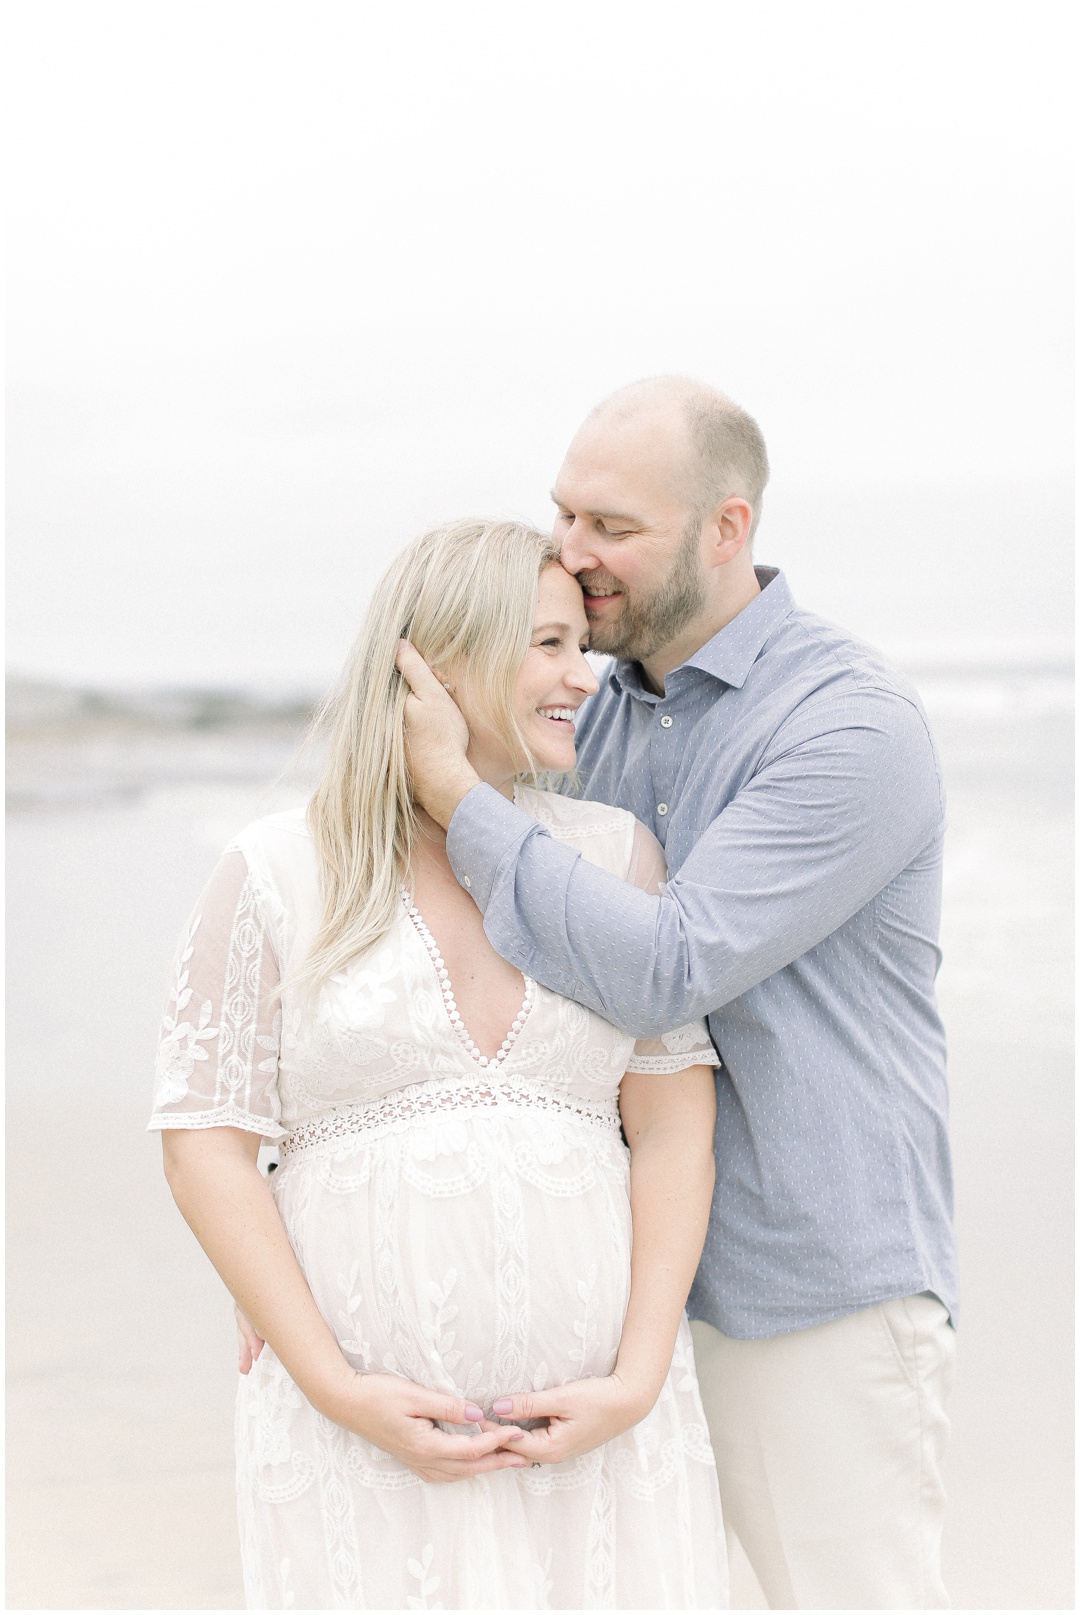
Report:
691,1294,955,1610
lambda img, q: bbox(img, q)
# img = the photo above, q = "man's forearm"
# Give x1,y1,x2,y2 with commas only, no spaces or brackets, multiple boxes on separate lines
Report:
447,714,942,1036
452,815,700,1034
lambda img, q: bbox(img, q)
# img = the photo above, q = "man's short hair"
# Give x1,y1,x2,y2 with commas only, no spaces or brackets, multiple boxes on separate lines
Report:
593,376,771,540
683,388,770,539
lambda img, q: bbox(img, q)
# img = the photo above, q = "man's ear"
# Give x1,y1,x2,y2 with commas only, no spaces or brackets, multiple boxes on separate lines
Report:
703,497,753,568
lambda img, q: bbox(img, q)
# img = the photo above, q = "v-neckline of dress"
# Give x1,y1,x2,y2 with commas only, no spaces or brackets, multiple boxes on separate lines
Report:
400,886,537,1071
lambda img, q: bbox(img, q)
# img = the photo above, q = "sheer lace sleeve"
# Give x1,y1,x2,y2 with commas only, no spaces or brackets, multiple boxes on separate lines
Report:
148,847,285,1139
623,822,721,1076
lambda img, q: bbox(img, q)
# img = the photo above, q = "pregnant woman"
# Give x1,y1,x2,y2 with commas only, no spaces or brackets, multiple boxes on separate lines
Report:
150,518,727,1609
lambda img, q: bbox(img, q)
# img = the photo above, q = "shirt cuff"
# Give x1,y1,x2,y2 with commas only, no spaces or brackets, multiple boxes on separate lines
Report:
445,783,538,908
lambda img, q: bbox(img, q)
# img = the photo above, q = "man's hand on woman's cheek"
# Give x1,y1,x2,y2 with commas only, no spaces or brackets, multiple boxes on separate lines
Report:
395,640,480,829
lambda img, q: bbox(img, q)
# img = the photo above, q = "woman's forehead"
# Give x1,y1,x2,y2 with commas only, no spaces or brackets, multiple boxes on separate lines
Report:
534,564,586,618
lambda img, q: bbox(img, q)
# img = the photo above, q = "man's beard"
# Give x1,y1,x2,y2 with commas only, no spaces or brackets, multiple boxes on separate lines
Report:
582,517,706,663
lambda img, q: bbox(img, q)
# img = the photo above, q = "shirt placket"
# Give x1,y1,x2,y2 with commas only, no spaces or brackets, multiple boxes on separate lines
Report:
649,686,683,844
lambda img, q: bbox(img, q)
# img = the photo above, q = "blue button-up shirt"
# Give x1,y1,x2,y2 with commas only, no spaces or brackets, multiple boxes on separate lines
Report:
447,568,957,1338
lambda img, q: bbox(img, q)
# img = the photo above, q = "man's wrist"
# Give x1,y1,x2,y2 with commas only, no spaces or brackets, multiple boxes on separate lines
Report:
426,763,481,830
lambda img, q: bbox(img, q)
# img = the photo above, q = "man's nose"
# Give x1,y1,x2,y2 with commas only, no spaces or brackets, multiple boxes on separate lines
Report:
558,520,600,575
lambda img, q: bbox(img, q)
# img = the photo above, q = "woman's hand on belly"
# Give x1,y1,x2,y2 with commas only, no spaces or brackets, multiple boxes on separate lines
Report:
329,1372,531,1484
487,1062,719,1469
487,1374,651,1468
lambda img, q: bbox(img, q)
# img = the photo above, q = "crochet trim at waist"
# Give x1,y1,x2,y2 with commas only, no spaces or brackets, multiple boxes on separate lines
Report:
279,1074,623,1160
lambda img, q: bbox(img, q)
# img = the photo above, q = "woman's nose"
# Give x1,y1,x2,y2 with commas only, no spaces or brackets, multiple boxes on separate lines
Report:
570,652,601,696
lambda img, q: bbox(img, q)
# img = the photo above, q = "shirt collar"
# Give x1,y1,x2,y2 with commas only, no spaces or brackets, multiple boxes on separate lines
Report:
608,567,796,700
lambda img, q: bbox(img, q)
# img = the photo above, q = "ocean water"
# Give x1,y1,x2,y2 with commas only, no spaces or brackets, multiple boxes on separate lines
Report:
6,667,1073,1609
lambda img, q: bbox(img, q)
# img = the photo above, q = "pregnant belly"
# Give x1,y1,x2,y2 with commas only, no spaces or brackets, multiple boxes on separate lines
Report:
272,1112,632,1407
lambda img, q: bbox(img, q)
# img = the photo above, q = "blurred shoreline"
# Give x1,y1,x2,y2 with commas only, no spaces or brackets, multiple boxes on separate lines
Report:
6,660,1074,812
7,676,324,811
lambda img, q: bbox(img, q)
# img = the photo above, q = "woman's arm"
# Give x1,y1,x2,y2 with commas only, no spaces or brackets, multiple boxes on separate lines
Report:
610,1062,717,1401
162,1126,527,1482
488,1063,716,1460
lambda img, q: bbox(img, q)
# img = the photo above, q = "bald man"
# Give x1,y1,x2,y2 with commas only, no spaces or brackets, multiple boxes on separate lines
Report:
399,376,957,1610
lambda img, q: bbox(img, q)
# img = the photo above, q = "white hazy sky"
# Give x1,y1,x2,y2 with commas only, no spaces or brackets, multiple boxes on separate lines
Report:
7,0,1073,690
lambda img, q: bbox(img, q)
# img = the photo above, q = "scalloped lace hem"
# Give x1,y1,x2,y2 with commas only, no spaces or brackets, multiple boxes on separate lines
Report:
623,1052,722,1075
278,1076,622,1160
147,1105,286,1139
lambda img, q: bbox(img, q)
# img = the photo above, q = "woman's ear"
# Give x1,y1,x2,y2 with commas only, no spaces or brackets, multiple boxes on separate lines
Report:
428,662,456,697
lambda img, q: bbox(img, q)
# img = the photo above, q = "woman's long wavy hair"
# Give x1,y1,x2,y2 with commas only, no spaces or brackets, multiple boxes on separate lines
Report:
301,518,560,994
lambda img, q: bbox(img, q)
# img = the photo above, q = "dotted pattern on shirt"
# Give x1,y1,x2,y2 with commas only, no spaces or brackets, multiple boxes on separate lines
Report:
446,569,958,1339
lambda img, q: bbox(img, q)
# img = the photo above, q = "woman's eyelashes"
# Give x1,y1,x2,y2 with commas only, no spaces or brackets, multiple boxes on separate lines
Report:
535,637,592,655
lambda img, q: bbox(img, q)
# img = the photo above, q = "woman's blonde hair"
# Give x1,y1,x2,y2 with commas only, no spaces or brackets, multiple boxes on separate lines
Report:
302,517,560,992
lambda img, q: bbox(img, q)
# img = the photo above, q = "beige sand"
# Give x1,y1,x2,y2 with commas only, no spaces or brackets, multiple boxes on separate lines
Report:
6,701,1073,1609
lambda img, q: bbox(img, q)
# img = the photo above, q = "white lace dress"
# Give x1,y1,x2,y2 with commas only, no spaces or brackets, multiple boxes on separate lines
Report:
149,788,728,1610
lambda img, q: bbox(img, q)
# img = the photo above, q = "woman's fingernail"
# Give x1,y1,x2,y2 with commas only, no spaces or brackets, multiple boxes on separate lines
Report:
464,1403,484,1422
511,1458,528,1467
504,1429,525,1440
491,1398,513,1416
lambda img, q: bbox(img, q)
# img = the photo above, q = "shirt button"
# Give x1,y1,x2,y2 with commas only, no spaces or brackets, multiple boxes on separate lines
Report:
462,876,472,889
657,803,668,816
660,715,673,728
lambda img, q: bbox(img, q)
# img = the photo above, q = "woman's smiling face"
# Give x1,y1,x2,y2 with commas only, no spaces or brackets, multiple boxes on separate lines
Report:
456,564,599,784
512,564,600,772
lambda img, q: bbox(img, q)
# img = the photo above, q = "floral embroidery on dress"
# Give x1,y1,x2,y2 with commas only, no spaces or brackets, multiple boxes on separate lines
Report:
155,800,728,1610
426,1269,462,1375
253,1353,303,1469
154,913,219,1108
240,1350,316,1508
257,1009,282,1075
336,1260,373,1367
527,1116,575,1166
406,1544,442,1610
322,947,398,1030
569,1263,600,1369
278,1557,296,1610
409,1119,470,1161
661,1021,710,1053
